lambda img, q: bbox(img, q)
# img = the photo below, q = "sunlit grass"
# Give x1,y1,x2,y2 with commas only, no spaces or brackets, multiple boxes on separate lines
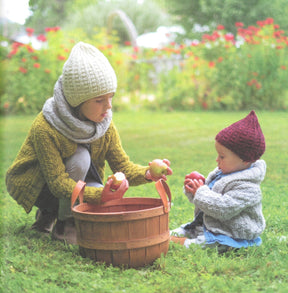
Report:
1,111,288,293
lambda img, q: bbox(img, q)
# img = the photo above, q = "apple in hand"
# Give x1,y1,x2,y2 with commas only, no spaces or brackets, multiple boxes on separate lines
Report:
185,171,205,183
149,159,169,177
108,172,126,190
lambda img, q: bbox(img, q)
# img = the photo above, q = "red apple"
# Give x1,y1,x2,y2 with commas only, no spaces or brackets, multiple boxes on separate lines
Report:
185,171,205,183
149,159,168,177
108,172,126,190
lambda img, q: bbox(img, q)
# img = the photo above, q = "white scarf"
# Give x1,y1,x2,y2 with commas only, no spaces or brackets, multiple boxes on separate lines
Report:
42,77,112,144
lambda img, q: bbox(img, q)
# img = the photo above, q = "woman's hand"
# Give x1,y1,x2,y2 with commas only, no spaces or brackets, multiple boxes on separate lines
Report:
184,178,204,196
101,178,129,202
145,159,173,181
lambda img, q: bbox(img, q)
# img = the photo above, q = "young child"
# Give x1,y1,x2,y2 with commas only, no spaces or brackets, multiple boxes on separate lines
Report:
6,42,172,244
170,111,266,252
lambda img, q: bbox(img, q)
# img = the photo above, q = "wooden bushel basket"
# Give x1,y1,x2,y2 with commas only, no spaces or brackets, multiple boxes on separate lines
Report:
71,179,172,268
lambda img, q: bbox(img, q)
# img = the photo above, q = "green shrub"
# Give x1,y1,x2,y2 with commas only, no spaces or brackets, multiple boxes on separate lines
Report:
149,18,288,110
1,27,126,114
1,18,288,114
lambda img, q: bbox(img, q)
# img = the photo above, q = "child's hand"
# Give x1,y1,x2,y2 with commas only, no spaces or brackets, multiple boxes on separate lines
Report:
184,178,204,196
101,178,129,202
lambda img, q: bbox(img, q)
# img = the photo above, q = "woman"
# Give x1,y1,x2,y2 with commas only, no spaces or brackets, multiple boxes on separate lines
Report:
6,42,172,244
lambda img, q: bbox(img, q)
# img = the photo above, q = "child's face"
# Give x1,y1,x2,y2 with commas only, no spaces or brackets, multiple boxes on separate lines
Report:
215,141,250,174
79,93,114,122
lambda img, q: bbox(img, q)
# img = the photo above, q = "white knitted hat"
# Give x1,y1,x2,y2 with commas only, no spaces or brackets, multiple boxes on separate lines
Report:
62,42,117,107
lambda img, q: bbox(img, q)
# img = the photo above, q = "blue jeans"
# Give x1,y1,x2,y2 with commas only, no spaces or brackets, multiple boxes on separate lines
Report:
35,145,102,220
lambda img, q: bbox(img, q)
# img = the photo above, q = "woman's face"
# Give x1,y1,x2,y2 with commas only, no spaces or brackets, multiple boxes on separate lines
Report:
78,93,114,122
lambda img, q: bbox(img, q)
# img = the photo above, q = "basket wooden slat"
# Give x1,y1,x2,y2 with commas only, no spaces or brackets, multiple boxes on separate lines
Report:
71,179,171,268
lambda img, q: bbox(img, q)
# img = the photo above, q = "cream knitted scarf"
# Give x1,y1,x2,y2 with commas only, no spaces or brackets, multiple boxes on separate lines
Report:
42,77,112,144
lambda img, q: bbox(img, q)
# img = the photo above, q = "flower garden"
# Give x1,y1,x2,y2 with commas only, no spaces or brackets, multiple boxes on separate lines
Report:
1,17,288,114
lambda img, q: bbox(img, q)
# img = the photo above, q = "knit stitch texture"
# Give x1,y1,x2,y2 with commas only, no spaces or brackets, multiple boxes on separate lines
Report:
62,42,117,107
6,113,149,213
216,110,265,162
43,77,112,144
184,160,266,240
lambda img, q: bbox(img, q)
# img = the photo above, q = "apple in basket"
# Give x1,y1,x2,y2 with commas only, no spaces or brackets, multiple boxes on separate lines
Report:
108,172,126,190
149,159,168,177
185,171,205,183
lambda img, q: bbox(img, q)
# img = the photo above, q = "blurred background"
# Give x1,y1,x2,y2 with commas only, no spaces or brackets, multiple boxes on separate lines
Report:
1,0,288,114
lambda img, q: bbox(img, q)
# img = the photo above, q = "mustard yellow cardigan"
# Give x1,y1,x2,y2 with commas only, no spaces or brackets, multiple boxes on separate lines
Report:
6,112,149,213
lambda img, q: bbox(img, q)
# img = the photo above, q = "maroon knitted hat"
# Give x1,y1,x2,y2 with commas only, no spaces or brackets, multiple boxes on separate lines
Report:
215,111,265,162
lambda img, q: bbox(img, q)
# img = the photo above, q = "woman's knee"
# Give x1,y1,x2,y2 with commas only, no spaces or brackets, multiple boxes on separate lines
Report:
65,145,91,181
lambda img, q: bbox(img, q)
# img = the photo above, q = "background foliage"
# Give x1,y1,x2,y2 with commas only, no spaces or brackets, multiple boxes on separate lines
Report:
164,0,288,40
1,17,288,114
26,0,170,43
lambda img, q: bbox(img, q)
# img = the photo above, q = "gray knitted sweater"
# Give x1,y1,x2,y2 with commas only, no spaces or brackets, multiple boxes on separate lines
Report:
185,160,266,240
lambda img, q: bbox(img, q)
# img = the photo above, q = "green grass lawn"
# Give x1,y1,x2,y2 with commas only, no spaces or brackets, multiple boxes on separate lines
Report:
1,111,287,293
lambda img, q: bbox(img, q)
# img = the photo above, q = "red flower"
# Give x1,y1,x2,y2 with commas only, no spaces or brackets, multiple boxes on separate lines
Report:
31,55,38,60
218,57,223,63
265,18,274,25
124,41,131,46
133,46,140,53
3,102,10,109
45,69,51,73
235,22,244,27
26,45,35,53
274,24,280,29
57,55,66,60
8,49,18,58
255,83,262,89
19,67,28,74
212,31,221,39
12,42,23,49
247,79,257,86
26,27,34,36
33,63,40,68
37,34,47,42
208,61,215,68
225,34,234,42
45,26,61,32
281,65,287,70
202,101,208,109
274,30,284,38
217,25,225,30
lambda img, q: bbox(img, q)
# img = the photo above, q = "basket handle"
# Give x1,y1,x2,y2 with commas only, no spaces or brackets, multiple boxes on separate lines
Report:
155,179,172,213
71,180,86,209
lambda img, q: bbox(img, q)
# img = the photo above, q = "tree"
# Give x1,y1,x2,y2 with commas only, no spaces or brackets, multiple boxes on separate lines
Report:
164,0,288,38
63,0,171,44
26,0,171,44
26,0,100,33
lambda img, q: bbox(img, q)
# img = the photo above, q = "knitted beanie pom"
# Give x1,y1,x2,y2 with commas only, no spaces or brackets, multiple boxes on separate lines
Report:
62,42,117,107
215,110,265,162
